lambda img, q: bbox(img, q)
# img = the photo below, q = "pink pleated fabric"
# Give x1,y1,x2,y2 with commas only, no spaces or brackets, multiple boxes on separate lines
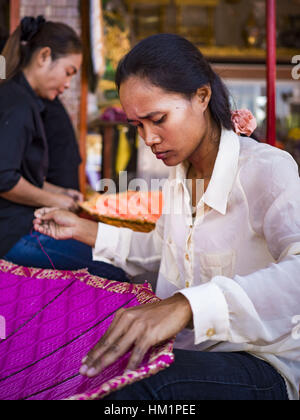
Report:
0,260,174,400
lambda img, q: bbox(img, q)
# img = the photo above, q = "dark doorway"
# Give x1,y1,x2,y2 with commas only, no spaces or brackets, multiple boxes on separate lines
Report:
0,0,10,53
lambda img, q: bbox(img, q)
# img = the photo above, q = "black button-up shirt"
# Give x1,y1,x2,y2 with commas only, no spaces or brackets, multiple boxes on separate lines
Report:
42,97,81,191
0,72,49,257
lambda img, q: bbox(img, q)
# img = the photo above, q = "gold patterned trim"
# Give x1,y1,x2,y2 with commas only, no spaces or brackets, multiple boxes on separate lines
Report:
0,260,158,305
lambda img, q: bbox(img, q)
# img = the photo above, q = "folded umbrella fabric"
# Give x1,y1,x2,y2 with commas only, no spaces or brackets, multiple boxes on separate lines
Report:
0,260,174,400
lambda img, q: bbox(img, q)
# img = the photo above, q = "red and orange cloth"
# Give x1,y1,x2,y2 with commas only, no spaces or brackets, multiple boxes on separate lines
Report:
95,190,163,224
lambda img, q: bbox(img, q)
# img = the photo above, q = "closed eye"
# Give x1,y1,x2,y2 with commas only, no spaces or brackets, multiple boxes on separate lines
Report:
127,115,166,128
128,121,143,128
153,116,166,126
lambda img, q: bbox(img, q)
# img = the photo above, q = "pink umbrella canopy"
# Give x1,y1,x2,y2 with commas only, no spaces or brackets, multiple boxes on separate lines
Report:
0,260,174,400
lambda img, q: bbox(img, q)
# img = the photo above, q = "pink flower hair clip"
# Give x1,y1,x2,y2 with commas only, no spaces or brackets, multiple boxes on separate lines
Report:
231,109,257,136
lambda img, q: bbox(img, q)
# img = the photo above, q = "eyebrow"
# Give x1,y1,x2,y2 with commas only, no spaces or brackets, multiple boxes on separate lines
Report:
127,111,163,123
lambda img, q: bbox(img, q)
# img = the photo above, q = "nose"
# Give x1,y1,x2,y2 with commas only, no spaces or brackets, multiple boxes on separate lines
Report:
64,79,71,90
142,126,161,148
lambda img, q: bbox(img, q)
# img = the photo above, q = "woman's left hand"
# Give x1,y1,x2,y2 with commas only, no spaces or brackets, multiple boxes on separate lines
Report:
80,293,193,377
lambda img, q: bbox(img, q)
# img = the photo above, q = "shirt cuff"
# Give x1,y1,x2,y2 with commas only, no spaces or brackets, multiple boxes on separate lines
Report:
278,242,300,261
177,282,230,345
92,222,120,263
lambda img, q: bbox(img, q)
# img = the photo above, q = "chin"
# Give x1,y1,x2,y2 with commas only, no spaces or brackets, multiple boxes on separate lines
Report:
163,155,180,167
43,90,58,101
48,93,58,101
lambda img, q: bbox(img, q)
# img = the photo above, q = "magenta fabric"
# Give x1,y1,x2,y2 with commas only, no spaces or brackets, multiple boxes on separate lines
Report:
0,260,174,400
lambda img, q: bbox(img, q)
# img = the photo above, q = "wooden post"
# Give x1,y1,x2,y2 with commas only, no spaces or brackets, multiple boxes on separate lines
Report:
78,0,89,196
266,0,277,146
102,126,115,181
9,0,20,34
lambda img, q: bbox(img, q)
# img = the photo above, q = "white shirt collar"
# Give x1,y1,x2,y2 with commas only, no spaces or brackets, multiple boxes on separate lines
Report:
172,129,241,215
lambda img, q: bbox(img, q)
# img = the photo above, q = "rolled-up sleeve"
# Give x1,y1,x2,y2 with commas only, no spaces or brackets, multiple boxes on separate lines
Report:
93,214,165,276
0,106,30,193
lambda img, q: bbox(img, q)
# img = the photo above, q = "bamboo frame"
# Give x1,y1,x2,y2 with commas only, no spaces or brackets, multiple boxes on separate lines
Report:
78,0,89,196
266,0,277,147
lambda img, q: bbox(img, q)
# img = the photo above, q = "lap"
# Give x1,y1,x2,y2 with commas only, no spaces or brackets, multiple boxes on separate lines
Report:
4,232,129,282
105,350,289,400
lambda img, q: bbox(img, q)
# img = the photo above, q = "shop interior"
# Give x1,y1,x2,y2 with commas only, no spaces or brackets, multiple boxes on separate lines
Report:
85,0,300,193
1,0,300,192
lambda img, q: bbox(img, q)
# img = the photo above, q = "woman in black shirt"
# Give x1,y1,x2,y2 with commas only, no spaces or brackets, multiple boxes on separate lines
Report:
43,97,82,191
0,16,128,282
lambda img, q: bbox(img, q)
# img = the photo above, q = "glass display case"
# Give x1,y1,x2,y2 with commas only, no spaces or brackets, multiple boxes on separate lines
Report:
226,80,300,141
123,0,300,63
226,80,300,170
96,0,300,106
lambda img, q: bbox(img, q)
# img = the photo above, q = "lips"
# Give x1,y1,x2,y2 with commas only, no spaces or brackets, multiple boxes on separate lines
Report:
156,153,168,159
154,151,170,159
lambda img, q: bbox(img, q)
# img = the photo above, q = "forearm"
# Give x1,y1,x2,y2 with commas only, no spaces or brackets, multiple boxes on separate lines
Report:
0,177,63,208
93,222,164,277
73,217,99,247
43,181,65,195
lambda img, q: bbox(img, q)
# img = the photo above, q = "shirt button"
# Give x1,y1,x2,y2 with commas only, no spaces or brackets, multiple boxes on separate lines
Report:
185,254,190,262
206,328,216,338
185,281,190,288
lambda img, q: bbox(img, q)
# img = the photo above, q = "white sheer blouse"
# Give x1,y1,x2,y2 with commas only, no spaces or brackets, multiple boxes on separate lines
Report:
93,129,300,400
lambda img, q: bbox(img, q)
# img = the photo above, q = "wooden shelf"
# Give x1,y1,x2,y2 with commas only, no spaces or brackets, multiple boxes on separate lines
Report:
212,63,295,80
200,46,298,64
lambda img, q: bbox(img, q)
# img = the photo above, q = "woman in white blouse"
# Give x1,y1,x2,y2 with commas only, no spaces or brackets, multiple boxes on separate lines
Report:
34,34,300,400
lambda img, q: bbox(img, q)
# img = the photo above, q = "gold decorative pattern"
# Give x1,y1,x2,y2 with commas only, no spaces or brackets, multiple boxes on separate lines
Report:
0,260,157,304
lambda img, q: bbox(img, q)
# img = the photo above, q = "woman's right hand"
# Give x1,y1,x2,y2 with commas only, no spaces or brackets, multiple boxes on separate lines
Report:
33,208,79,240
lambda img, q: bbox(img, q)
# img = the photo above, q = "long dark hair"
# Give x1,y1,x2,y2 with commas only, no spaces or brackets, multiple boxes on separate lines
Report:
116,33,233,131
1,16,82,80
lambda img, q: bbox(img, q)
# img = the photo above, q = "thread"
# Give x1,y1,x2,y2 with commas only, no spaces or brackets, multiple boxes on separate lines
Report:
30,229,56,270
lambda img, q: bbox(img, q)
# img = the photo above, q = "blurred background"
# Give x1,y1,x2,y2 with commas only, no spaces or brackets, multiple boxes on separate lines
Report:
1,0,300,193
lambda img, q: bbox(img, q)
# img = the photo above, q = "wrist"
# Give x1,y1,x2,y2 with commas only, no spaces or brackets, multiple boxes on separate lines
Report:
47,192,66,208
73,218,98,247
72,217,84,242
173,293,194,329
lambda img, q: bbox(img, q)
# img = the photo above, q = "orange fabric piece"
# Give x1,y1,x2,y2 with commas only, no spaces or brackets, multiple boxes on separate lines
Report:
94,191,163,224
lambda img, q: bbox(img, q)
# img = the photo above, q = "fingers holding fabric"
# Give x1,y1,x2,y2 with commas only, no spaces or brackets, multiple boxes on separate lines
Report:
79,295,193,379
80,308,152,377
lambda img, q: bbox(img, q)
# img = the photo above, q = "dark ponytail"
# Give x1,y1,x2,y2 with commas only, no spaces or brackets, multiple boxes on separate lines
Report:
2,15,82,80
116,34,233,131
